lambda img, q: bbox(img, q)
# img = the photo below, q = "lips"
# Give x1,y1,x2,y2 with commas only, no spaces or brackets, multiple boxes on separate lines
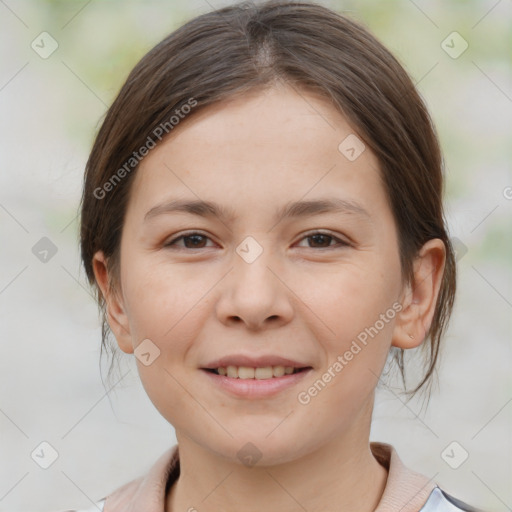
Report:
202,354,309,370
201,363,313,399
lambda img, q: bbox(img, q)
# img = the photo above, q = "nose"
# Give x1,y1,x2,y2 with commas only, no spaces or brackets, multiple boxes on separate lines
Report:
215,245,294,331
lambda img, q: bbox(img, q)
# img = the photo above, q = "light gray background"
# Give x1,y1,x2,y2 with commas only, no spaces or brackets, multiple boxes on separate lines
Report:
0,1,511,511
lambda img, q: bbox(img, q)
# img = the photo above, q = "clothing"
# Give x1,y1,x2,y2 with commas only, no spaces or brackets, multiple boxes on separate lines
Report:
63,442,482,512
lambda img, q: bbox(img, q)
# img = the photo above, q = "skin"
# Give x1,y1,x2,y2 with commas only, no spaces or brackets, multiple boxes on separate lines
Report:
93,83,445,512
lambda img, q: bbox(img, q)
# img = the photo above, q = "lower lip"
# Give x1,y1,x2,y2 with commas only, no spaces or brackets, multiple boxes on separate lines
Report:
201,369,312,399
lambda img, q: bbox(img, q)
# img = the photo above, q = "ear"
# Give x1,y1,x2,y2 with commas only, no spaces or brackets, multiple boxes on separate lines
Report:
392,238,446,349
92,251,134,354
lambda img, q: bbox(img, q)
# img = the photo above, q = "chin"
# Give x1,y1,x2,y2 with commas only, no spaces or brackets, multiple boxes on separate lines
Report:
208,431,313,468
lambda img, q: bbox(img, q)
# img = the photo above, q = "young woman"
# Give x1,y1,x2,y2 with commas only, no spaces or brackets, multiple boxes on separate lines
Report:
73,1,482,510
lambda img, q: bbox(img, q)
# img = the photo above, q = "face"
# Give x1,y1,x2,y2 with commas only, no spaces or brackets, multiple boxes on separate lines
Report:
97,84,412,465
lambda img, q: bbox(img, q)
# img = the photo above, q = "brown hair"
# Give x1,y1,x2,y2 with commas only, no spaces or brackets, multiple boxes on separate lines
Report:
80,0,456,397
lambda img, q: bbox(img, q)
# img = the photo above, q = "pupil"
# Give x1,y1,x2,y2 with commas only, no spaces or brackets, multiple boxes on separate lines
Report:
310,234,330,247
184,235,206,248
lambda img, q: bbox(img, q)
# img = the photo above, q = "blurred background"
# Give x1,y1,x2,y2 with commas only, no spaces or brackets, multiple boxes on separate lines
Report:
0,0,510,511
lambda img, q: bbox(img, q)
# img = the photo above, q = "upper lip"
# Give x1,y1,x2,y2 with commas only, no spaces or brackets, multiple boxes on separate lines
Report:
202,355,311,369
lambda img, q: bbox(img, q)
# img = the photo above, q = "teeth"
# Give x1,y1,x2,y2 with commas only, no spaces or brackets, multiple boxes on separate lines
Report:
215,365,301,379
255,367,273,379
238,366,255,379
273,365,285,377
226,365,238,378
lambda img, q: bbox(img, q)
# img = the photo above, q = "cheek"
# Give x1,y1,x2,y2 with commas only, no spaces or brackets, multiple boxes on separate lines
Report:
121,257,221,399
298,258,400,340
295,284,397,432
122,256,207,342
121,259,211,428
297,257,401,395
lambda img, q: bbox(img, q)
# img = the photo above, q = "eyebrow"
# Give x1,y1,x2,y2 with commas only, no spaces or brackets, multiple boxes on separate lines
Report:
144,197,370,224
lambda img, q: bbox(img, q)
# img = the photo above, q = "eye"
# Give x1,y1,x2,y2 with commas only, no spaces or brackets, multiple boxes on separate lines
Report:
164,230,350,251
164,231,216,249
295,231,349,249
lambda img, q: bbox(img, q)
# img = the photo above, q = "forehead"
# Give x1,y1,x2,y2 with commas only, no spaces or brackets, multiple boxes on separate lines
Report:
128,84,386,220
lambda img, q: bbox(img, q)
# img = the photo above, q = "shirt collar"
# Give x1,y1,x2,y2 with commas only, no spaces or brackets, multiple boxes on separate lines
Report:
371,442,437,512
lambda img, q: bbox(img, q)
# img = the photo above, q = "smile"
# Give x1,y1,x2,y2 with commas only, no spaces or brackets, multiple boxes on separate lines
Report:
205,365,307,379
201,366,313,399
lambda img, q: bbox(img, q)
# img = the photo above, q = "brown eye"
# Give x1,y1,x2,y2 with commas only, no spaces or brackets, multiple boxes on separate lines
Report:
296,232,349,249
165,232,214,249
307,234,334,248
182,234,208,248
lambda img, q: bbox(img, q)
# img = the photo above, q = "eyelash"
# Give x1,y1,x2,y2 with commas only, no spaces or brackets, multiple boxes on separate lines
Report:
163,231,350,251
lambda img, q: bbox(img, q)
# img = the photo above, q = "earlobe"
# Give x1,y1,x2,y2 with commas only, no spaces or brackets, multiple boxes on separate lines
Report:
92,251,134,354
391,238,446,350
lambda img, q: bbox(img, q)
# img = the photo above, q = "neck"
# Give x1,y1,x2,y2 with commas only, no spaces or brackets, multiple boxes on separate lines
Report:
166,422,387,512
